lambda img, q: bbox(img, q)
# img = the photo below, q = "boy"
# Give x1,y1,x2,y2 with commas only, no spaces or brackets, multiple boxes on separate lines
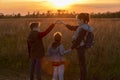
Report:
27,22,55,80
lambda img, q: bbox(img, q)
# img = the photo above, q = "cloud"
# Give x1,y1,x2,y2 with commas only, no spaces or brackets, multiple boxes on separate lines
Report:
0,1,120,14
70,3,120,13
0,1,50,14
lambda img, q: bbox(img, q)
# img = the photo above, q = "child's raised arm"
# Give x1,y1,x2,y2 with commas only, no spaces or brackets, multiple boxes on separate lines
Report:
38,20,62,39
39,24,55,38
59,20,78,31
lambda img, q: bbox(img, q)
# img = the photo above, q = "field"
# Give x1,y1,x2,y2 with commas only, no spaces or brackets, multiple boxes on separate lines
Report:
0,18,120,80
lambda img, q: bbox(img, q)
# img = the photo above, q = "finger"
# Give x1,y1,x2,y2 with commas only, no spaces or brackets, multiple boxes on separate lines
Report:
54,20,58,24
61,21,66,25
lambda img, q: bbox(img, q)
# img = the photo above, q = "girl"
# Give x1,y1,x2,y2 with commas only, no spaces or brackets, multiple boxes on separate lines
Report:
60,13,94,80
47,32,71,80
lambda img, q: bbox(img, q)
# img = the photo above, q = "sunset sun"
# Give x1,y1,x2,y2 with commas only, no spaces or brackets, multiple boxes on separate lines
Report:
50,0,75,8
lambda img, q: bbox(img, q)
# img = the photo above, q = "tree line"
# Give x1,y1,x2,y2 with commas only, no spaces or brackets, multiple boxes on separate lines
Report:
0,10,120,18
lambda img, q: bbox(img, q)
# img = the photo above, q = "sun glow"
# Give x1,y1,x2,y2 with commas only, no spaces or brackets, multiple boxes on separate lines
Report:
50,0,75,8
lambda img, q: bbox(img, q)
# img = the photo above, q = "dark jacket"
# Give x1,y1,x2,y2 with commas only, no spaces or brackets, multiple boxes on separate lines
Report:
27,24,55,59
66,24,87,49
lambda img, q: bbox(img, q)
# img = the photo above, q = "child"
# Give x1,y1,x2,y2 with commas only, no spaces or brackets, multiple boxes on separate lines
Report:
60,13,94,80
47,32,71,80
27,22,56,80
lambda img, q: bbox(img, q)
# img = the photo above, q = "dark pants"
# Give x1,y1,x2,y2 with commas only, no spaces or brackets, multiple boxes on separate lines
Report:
77,47,87,80
30,59,41,80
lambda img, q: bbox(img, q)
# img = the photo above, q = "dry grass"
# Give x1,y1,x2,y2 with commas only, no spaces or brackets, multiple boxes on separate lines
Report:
0,18,120,80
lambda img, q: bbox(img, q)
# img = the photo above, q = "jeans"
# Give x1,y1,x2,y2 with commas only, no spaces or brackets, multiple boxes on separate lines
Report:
30,59,41,80
52,64,64,80
77,47,87,80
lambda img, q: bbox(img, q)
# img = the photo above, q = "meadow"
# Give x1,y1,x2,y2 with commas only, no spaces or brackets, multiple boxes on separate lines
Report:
0,18,120,80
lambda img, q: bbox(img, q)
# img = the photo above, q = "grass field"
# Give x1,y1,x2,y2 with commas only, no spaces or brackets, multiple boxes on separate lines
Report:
0,18,120,80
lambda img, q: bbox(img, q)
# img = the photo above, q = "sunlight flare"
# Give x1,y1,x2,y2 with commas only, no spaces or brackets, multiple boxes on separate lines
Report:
49,0,75,8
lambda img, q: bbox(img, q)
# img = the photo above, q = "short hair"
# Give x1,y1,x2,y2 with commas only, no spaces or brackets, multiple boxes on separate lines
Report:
30,22,39,30
53,32,62,42
76,13,89,23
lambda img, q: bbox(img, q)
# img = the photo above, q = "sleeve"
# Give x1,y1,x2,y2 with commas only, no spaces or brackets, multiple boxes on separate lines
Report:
63,49,71,54
39,24,55,39
47,45,51,56
65,24,78,31
27,38,31,58
59,45,71,55
71,28,87,49
59,45,65,55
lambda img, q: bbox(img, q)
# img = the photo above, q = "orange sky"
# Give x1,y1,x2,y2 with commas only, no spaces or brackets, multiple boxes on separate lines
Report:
0,0,120,15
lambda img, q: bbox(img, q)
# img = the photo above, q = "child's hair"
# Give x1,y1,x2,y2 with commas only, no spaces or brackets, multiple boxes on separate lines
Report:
53,32,62,42
76,13,89,23
52,32,62,48
30,22,39,30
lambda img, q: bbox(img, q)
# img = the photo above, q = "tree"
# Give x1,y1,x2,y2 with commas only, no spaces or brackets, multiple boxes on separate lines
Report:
14,13,21,18
47,10,52,17
26,12,30,17
0,13,4,18
36,11,40,17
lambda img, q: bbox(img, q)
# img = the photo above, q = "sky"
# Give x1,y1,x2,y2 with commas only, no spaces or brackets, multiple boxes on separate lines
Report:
0,0,120,15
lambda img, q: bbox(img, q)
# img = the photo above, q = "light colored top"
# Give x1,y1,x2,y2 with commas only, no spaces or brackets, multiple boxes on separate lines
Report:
72,24,94,46
47,44,71,62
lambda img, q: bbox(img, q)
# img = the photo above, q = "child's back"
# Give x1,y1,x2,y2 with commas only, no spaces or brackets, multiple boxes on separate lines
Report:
47,32,71,80
28,30,45,58
48,43,65,62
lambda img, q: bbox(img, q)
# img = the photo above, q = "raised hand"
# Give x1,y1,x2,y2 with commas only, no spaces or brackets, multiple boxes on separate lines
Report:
53,20,68,25
53,20,61,24
60,20,67,25
56,20,67,25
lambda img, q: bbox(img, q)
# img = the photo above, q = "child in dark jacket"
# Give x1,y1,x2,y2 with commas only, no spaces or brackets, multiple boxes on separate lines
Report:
59,13,94,80
27,22,55,80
